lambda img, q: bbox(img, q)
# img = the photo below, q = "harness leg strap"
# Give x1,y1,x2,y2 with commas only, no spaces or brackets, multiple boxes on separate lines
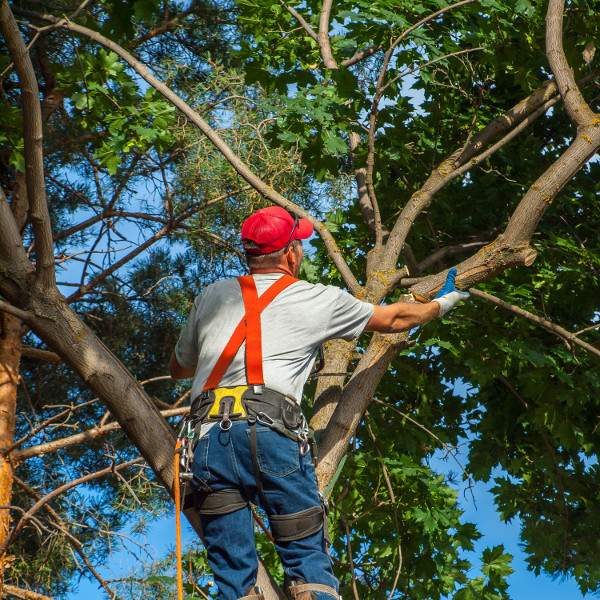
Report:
195,488,249,515
269,506,324,542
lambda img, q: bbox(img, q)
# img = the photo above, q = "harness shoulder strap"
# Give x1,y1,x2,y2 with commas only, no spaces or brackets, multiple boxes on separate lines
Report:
202,274,297,391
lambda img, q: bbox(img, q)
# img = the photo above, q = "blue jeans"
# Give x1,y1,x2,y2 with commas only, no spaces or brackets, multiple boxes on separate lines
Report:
192,420,338,599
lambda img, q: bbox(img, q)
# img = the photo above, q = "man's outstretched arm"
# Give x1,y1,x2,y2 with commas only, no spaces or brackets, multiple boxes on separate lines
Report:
365,267,469,334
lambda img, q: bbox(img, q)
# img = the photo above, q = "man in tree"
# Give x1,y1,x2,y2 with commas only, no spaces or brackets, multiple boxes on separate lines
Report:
169,206,469,600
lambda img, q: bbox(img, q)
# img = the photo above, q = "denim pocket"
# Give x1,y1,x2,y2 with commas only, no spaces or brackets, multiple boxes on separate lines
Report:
192,432,211,484
254,426,300,477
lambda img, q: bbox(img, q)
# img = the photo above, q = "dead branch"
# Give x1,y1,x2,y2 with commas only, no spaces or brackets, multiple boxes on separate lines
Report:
14,476,116,599
3,399,98,456
3,457,144,555
13,406,189,461
0,1,55,289
469,288,600,360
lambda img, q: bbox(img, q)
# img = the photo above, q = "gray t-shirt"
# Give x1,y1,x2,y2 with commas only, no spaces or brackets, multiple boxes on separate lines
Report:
175,273,374,403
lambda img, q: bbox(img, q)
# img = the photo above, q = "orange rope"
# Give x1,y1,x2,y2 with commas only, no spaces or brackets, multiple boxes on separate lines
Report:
174,440,184,600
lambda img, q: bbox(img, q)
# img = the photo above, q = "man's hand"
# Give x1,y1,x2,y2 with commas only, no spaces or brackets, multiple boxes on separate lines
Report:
432,267,470,317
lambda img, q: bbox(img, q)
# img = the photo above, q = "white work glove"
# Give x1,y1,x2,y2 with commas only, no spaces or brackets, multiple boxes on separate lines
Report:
432,268,470,317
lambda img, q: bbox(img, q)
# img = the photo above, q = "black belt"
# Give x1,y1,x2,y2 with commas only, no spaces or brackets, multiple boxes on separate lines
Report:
190,385,304,435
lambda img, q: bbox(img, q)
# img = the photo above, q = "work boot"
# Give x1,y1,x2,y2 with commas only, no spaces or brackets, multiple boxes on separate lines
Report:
286,580,315,600
239,585,265,600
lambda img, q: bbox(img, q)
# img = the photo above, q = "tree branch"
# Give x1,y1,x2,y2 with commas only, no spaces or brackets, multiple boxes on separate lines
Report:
413,240,489,274
546,0,597,128
20,346,61,363
21,9,361,296
0,187,34,301
13,475,117,599
0,300,33,323
469,288,600,360
2,584,53,600
318,0,338,69
349,131,377,235
379,72,598,293
0,1,55,289
280,1,318,42
3,457,145,555
13,407,189,461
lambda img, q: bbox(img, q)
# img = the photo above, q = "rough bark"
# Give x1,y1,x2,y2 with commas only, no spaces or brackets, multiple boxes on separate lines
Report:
310,338,356,435
0,312,21,585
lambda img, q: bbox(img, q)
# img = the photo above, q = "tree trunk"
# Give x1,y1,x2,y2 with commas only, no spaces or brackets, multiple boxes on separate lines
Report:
0,312,21,585
6,287,284,598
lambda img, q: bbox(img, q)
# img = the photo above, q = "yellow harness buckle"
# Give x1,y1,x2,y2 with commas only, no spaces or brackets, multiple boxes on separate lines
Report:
207,386,249,420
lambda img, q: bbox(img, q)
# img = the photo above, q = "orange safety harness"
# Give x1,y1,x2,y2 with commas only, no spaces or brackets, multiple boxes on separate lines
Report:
173,274,297,597
203,274,298,390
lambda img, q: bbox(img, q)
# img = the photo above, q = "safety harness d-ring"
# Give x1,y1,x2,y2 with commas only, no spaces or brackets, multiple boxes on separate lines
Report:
220,416,233,431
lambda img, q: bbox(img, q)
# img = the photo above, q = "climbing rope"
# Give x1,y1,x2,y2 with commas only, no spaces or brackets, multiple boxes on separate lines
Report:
173,440,184,600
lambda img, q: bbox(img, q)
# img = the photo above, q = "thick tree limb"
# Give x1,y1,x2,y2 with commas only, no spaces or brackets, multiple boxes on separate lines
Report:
470,288,600,359
0,1,55,290
3,584,52,600
23,10,361,296
546,0,597,128
318,0,337,69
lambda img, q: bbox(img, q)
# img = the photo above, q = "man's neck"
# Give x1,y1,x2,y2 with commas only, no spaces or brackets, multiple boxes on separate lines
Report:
249,266,295,277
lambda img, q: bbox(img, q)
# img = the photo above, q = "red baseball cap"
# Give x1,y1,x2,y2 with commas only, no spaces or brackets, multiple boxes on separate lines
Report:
241,206,313,255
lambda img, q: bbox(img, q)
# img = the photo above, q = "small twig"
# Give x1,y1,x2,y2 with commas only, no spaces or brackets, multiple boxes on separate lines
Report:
341,517,361,600
3,457,145,554
470,288,600,360
279,0,318,42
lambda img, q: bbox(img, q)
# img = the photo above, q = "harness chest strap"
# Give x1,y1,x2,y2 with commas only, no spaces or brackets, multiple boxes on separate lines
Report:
203,274,298,390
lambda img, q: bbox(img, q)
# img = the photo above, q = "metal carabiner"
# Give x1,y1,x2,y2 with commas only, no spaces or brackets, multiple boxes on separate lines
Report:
256,411,274,427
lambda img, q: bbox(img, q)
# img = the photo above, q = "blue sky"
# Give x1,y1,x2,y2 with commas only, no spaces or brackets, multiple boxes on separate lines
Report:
69,455,588,599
